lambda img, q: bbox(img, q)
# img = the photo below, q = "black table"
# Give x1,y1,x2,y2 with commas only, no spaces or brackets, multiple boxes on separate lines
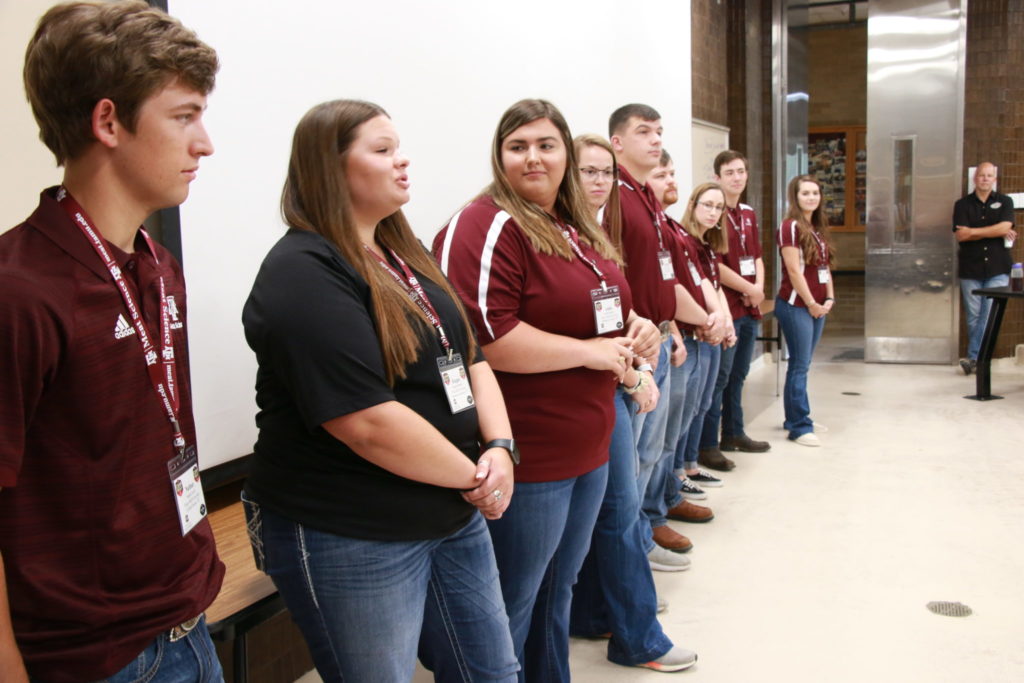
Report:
965,287,1024,401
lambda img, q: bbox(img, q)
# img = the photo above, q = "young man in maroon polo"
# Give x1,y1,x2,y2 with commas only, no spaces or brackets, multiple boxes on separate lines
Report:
697,151,772,471
608,104,712,568
0,3,223,681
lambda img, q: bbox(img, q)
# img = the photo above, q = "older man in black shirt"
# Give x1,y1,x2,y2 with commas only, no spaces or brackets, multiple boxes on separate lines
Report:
953,162,1017,374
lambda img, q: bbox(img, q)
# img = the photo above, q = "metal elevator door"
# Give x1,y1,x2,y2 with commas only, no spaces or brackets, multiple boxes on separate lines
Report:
864,0,966,363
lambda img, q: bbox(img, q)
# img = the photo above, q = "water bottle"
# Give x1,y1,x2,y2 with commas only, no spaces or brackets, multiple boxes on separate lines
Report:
1012,263,1024,292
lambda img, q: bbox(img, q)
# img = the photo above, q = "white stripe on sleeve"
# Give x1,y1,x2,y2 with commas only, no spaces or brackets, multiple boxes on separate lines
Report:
438,208,464,276
477,211,511,340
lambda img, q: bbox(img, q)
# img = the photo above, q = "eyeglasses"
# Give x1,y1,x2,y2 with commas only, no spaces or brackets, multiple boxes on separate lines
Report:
579,167,615,180
697,201,725,213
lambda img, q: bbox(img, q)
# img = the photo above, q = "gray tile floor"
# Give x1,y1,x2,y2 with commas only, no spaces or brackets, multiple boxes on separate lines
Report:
300,337,1024,682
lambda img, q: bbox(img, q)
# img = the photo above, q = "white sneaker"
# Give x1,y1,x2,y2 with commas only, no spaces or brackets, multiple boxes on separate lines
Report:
813,422,829,433
794,432,821,447
656,593,668,613
648,545,691,572
636,645,698,672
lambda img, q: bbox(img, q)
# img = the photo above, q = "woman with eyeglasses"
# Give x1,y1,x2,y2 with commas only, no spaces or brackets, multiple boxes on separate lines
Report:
432,101,662,681
566,135,699,673
774,174,835,447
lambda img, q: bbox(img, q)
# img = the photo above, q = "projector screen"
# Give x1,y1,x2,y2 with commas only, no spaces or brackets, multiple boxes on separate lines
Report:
169,0,694,469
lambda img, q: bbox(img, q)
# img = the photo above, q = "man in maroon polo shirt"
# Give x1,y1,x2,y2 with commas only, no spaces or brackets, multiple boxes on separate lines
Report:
608,104,713,569
0,3,224,681
697,150,772,471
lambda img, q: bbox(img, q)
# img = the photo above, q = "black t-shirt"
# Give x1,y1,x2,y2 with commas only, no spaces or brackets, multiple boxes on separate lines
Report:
953,190,1015,279
242,229,481,540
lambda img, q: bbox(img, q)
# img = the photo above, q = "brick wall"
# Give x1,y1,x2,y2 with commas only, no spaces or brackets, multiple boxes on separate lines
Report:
807,24,867,127
963,0,1024,357
691,0,730,126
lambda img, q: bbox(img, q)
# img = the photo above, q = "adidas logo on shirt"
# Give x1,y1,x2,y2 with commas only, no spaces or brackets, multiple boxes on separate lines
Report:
113,314,136,340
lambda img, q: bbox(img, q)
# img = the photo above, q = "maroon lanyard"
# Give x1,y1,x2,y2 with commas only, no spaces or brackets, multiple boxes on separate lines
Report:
810,230,828,265
58,188,185,454
727,208,748,256
559,223,609,290
367,247,453,357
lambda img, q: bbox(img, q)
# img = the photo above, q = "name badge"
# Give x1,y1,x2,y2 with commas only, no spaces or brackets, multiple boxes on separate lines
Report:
687,261,703,287
817,266,830,284
658,250,675,281
438,353,474,414
591,285,624,335
739,256,756,277
167,445,207,536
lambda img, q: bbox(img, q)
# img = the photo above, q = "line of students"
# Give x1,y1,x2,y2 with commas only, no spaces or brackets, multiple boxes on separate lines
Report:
0,3,836,680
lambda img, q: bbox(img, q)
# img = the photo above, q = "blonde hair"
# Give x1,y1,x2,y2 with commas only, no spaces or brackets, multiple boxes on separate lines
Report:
573,133,623,258
680,183,729,254
281,99,475,384
483,99,621,265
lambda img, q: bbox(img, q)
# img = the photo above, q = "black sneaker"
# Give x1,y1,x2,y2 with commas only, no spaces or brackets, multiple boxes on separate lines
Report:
678,477,708,500
959,358,974,375
689,468,724,488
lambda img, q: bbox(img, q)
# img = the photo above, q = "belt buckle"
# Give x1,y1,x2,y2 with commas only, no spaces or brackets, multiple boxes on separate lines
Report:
169,614,202,643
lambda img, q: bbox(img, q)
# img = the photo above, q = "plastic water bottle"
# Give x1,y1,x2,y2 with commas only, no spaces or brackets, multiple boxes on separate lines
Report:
1012,263,1024,292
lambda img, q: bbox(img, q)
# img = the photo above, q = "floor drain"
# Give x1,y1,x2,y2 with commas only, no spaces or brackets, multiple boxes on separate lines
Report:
842,391,861,396
927,601,972,617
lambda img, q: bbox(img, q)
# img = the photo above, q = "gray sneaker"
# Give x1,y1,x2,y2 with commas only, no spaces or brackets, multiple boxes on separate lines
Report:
636,645,698,672
647,544,691,572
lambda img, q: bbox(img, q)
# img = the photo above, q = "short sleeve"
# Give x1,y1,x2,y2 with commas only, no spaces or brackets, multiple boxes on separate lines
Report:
998,195,1015,223
434,204,527,344
777,220,799,249
0,274,63,486
749,212,763,260
242,234,395,430
952,198,968,231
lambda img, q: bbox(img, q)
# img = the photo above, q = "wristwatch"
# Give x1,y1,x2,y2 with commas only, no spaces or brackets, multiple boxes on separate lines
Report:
483,438,520,466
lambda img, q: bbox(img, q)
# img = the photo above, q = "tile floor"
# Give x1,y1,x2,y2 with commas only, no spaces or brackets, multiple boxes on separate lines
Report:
299,336,1024,682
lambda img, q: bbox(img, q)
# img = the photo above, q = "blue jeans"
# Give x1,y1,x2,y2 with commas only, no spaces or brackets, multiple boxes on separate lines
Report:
700,315,761,447
488,464,607,683
79,617,222,683
775,298,826,439
676,341,720,471
633,339,672,510
243,496,518,683
570,390,672,666
959,274,1010,359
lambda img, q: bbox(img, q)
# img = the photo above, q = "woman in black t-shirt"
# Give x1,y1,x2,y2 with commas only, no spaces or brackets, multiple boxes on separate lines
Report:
241,100,518,683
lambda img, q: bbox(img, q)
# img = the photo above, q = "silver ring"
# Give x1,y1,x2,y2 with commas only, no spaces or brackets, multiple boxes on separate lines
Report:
493,489,503,501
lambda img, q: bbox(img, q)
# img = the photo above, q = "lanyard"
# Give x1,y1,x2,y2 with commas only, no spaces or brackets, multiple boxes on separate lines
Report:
727,207,748,256
810,230,828,265
624,178,666,251
367,246,453,358
57,188,185,454
559,223,609,291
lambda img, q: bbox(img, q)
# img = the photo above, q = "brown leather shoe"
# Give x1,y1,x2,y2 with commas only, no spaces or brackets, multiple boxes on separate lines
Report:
720,434,771,453
698,447,735,472
652,524,693,553
666,500,714,523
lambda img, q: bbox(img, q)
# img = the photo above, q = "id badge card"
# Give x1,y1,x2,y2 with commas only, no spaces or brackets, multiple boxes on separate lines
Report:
658,250,675,281
817,266,830,284
591,285,624,335
687,261,703,287
167,445,207,536
739,256,756,277
438,353,474,414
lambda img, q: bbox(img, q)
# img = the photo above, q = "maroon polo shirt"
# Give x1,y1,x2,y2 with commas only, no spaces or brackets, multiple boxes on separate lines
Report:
776,218,832,307
666,217,708,333
613,165,678,323
0,188,224,682
721,203,764,321
434,196,632,483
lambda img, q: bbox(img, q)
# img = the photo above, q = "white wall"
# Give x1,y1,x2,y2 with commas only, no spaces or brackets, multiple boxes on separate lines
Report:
4,0,692,468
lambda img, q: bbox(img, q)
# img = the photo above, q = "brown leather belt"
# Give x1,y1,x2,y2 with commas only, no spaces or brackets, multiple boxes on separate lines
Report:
168,614,202,642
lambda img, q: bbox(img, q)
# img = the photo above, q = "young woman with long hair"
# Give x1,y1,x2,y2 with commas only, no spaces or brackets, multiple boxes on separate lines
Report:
240,99,518,682
775,174,836,446
433,100,662,680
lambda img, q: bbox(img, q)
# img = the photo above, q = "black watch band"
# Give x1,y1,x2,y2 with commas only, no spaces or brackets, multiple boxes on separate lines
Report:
483,438,520,465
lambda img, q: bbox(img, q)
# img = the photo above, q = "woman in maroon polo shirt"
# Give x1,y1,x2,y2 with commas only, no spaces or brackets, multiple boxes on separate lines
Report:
433,100,660,681
774,174,836,447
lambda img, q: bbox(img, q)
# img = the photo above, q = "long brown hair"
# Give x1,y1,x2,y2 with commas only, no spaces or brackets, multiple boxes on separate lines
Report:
680,183,729,254
484,99,621,265
573,133,623,256
281,99,474,384
785,175,835,265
